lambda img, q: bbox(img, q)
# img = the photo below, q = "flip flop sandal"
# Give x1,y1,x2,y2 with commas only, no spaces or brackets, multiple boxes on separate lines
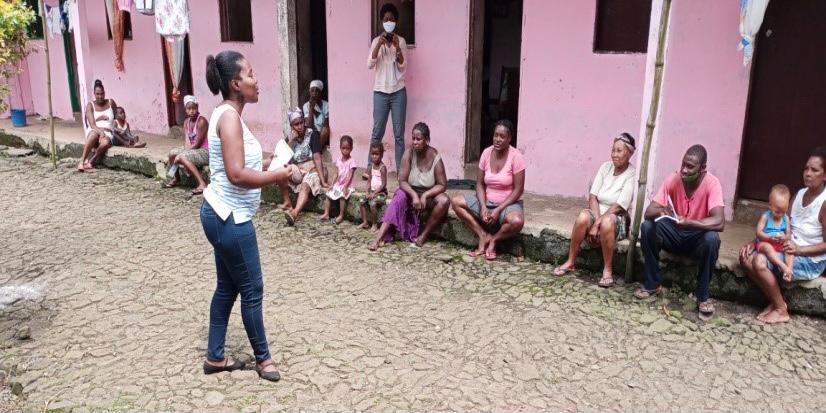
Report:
468,250,485,257
485,251,497,261
552,266,574,276
255,361,282,382
191,188,204,195
162,182,179,189
698,301,715,321
203,358,245,375
633,286,662,299
598,274,615,288
283,210,296,226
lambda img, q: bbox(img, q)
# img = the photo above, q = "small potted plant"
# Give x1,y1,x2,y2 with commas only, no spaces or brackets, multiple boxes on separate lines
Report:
0,0,36,127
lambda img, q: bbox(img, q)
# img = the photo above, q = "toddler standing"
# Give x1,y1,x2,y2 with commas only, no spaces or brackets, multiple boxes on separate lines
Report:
755,184,794,281
320,135,357,224
358,143,388,229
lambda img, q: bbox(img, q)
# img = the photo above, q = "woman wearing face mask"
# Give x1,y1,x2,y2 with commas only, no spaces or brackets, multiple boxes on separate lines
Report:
365,2,408,177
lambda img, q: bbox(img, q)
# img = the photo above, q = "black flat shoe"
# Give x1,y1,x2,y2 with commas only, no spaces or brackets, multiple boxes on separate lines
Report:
255,361,281,382
203,357,245,375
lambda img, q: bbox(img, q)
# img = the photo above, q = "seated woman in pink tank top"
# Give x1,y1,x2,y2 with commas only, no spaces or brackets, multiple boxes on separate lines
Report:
451,120,525,261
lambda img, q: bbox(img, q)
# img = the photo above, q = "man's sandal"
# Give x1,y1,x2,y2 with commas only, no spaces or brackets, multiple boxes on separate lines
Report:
633,286,662,299
598,273,615,288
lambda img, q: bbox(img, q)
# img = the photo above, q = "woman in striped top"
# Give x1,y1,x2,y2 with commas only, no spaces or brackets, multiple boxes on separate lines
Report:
200,51,291,382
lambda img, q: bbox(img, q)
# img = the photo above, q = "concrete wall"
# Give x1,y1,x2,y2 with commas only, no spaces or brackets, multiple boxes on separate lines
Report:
326,0,471,175
23,35,75,120
518,0,648,198
647,0,751,218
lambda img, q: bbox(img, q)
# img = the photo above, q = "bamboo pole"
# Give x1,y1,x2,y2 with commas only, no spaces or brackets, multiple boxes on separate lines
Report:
625,0,673,282
38,0,57,169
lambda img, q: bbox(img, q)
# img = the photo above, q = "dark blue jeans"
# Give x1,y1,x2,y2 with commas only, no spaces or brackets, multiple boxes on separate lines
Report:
200,201,271,364
640,219,720,302
370,87,407,169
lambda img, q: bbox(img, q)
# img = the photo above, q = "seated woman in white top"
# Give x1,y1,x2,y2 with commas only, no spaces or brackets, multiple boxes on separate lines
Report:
740,147,826,324
303,79,330,147
77,79,118,171
553,133,637,288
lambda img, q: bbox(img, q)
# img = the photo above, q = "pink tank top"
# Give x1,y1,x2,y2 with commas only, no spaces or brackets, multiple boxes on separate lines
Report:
185,115,208,149
370,165,383,192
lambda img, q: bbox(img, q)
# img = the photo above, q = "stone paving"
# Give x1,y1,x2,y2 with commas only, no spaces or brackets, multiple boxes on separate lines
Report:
2,153,826,412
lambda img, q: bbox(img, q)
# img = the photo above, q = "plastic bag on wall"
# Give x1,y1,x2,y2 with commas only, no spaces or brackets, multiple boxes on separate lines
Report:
738,0,770,66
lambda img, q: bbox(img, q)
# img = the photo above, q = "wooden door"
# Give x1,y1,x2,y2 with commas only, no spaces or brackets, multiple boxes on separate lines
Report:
738,0,826,201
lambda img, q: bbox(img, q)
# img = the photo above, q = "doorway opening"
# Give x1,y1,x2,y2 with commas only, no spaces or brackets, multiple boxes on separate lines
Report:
295,0,328,107
161,35,194,127
465,0,524,168
737,0,826,201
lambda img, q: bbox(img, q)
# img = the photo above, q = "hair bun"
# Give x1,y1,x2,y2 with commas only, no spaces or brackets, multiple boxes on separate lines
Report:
94,79,103,88
205,55,221,96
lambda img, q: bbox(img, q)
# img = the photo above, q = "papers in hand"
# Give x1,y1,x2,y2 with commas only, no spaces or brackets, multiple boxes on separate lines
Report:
268,139,294,171
655,195,679,223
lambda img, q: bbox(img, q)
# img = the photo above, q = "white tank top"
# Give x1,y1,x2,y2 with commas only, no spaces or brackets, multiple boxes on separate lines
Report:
790,187,826,262
203,104,262,224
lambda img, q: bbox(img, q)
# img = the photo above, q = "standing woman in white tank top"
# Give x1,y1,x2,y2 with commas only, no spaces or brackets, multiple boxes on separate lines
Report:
740,147,826,324
199,51,290,382
77,79,117,172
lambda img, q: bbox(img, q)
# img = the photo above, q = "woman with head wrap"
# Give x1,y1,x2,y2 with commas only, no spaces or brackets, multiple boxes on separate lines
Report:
164,95,210,195
278,107,329,225
303,79,330,147
553,133,638,287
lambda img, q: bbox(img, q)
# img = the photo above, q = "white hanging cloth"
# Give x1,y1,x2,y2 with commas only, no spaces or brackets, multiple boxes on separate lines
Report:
738,0,770,66
154,0,189,37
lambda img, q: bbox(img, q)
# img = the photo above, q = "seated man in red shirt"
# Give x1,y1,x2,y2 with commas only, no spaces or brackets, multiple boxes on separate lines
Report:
635,145,725,320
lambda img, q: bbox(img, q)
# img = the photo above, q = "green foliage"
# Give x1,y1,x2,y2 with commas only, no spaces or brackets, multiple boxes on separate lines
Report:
0,0,37,112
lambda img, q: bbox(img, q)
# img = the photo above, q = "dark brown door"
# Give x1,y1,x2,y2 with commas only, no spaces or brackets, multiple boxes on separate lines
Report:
738,0,826,201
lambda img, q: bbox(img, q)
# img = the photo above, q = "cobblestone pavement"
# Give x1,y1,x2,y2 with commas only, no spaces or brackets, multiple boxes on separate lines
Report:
2,154,826,412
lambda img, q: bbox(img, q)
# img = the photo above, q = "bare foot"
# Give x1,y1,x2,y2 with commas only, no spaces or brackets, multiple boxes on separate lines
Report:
758,308,790,324
133,142,147,148
278,202,293,211
781,265,793,282
83,160,94,170
335,215,345,225
76,161,86,172
758,304,774,319
319,214,330,221
415,234,429,247
485,239,497,256
368,239,385,251
358,222,371,230
553,261,575,276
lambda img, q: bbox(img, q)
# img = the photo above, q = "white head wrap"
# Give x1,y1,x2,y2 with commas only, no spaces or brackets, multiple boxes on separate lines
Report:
309,80,324,92
288,107,305,123
183,95,198,107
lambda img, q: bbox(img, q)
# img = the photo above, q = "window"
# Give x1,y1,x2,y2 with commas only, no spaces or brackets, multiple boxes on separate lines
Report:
371,0,415,46
593,0,652,53
25,0,43,40
219,0,253,42
106,9,133,40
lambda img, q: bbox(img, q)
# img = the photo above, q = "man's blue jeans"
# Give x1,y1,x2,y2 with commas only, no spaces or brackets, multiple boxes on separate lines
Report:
200,201,271,364
640,218,721,302
370,87,407,169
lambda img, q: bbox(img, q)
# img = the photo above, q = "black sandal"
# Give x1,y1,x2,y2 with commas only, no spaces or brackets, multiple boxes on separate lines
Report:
203,357,245,375
255,360,281,382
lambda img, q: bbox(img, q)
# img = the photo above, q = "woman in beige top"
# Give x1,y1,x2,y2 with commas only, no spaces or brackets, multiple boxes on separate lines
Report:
553,133,637,288
369,122,449,250
365,3,408,176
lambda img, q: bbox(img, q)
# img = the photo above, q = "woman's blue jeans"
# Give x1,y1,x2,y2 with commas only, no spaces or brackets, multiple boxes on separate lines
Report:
370,87,407,169
200,201,271,364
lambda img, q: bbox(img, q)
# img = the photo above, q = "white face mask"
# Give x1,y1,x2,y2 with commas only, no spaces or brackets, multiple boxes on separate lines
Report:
383,21,396,33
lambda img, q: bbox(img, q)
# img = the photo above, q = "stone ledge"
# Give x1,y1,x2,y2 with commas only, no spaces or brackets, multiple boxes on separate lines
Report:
2,129,824,317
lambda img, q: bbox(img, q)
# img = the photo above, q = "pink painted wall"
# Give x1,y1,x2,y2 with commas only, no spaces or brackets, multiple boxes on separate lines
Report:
74,1,282,150
326,0,471,175
648,0,751,218
518,0,648,197
24,36,75,120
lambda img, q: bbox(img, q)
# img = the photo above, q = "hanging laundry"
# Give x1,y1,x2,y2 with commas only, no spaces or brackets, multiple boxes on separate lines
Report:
135,0,154,15
104,0,115,34
117,0,134,11
155,0,189,37
739,0,770,66
45,5,62,39
163,35,185,102
113,0,125,72
61,1,72,33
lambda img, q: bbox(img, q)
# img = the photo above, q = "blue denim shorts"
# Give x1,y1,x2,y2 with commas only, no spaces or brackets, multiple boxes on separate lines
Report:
765,252,826,281
464,194,524,225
